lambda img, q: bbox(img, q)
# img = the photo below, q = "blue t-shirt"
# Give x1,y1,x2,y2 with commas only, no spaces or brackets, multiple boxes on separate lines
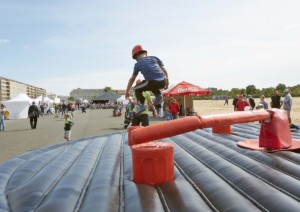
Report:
133,56,165,80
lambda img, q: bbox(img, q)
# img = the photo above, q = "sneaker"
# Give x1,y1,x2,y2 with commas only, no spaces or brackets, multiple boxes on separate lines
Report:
154,94,162,105
136,103,145,116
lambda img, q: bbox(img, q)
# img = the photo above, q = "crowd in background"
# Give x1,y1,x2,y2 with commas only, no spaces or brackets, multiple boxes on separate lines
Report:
232,89,293,124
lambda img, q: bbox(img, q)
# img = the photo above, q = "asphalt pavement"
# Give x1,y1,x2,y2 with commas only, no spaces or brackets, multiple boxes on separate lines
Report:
0,109,163,163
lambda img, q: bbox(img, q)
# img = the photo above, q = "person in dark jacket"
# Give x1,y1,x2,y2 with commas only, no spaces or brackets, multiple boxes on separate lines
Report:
270,90,282,109
247,95,256,110
232,94,239,111
28,101,39,129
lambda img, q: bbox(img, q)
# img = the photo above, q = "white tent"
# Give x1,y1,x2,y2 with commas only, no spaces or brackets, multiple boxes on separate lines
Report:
34,95,53,106
2,93,33,119
34,95,53,104
54,97,60,104
117,95,129,105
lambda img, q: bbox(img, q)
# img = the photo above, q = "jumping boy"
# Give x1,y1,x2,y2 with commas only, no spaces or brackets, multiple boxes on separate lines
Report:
125,45,169,115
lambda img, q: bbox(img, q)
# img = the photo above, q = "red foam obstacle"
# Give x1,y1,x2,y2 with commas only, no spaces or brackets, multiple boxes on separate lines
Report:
131,116,202,145
127,125,143,146
131,142,174,185
131,110,270,144
131,109,300,152
198,110,269,128
238,109,300,152
212,125,232,134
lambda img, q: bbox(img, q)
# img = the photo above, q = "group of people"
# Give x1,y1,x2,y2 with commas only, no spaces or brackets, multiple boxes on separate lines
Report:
27,101,75,141
232,89,293,124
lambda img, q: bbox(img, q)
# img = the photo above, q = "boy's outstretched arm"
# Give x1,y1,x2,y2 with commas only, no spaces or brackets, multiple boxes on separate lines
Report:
160,66,169,89
125,75,136,99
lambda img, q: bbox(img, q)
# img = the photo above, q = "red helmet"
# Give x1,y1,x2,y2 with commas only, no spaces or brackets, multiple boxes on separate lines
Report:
132,45,147,59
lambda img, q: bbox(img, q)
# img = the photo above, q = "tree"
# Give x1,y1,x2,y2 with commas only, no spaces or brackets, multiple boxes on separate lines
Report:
276,83,286,92
230,88,241,98
261,87,274,97
68,96,75,101
104,86,112,93
246,85,257,95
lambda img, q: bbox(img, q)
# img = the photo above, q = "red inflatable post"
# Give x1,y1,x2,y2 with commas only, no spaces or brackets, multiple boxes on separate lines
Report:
259,109,292,148
132,142,174,185
237,109,300,151
127,125,143,146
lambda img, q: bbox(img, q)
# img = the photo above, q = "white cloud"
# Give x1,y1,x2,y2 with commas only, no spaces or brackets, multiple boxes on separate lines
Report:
0,39,10,43
285,24,300,29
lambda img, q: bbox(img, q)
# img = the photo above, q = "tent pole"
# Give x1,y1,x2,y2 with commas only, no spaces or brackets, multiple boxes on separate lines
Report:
184,95,186,117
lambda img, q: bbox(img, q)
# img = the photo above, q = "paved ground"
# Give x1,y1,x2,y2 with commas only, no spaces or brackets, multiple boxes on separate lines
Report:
0,109,164,163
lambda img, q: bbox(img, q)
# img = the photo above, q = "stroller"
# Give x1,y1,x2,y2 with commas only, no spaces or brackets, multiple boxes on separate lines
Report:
81,105,87,113
123,102,134,129
123,111,131,129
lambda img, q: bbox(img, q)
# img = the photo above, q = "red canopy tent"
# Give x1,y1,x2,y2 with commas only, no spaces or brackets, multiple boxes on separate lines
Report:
163,81,211,116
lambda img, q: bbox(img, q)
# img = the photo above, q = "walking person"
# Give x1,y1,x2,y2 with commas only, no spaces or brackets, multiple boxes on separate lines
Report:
0,104,6,131
62,103,67,115
236,95,250,111
28,101,39,129
64,113,73,141
247,95,256,110
232,94,239,111
270,90,282,109
125,45,169,115
54,103,59,118
168,98,180,119
224,96,228,105
257,95,268,109
282,89,292,124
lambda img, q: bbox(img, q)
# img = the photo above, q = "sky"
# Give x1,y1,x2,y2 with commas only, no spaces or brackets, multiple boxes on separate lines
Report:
0,0,300,96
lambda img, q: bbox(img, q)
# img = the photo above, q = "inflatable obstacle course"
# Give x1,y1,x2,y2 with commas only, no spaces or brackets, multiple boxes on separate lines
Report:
0,110,300,211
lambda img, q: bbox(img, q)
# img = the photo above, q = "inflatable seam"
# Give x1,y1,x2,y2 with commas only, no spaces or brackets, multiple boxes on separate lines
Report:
155,186,171,212
172,138,268,211
32,142,91,210
173,161,219,212
193,130,300,180
190,137,300,202
74,137,109,211
118,133,125,212
7,146,68,191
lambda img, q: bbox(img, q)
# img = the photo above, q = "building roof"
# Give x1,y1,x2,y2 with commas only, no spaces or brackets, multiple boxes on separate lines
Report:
0,123,299,211
92,92,121,101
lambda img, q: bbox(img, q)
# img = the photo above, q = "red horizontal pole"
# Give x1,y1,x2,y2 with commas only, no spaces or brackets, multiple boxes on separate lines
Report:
131,110,270,144
199,110,270,128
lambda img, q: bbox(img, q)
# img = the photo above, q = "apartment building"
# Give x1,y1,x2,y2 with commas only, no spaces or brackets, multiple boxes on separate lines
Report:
70,88,105,100
0,77,46,101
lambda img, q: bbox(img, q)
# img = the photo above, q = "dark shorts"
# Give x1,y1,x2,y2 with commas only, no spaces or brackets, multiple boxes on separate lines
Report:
134,79,165,104
131,113,149,127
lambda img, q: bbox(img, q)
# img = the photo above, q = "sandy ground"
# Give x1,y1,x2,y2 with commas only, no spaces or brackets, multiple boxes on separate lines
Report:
193,97,300,124
1,97,298,163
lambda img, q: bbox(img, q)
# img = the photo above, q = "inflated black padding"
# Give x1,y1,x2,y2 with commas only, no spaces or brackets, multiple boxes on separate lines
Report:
0,124,299,211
